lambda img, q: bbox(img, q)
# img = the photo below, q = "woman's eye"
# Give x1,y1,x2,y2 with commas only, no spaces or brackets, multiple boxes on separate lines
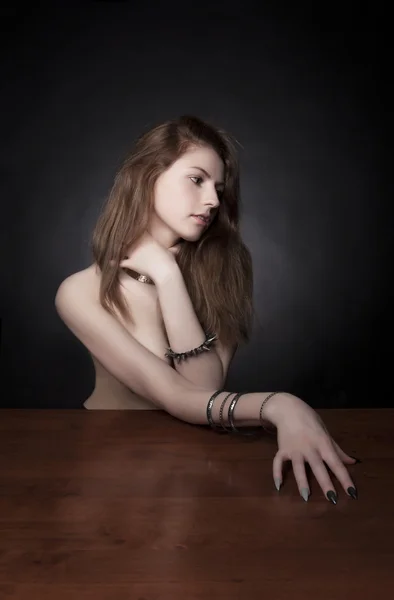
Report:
190,176,223,199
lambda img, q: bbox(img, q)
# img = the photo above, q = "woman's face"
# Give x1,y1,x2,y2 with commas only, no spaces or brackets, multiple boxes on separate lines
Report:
149,145,224,248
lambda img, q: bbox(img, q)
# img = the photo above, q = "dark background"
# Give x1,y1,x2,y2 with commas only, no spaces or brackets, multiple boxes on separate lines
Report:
0,2,391,408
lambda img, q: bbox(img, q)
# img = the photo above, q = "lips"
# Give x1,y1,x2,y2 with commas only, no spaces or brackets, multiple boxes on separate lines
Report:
193,214,210,224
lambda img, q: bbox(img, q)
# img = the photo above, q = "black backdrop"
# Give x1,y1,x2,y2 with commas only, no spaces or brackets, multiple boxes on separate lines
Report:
0,2,391,408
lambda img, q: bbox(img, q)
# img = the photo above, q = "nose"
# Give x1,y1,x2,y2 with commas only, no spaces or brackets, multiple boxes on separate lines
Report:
205,188,220,210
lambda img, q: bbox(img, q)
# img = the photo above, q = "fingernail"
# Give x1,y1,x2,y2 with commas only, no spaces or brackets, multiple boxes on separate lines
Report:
300,487,309,502
347,486,358,499
326,490,337,504
274,478,282,491
350,456,362,463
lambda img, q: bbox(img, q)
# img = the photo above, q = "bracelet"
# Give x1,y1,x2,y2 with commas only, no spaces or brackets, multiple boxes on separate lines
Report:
206,389,225,432
228,392,260,437
165,332,217,363
259,392,283,435
206,389,236,434
215,391,260,437
219,392,236,433
206,389,283,436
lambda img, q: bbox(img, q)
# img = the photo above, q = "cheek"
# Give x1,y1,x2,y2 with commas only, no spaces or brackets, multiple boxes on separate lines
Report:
180,180,199,207
153,189,181,223
154,182,173,213
156,181,193,213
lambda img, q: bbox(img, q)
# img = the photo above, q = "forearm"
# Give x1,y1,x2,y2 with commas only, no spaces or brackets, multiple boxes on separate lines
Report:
116,338,291,427
165,381,292,429
149,263,293,428
155,264,223,388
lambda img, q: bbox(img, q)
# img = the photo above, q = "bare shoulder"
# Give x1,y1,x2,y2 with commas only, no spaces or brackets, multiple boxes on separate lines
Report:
55,263,100,303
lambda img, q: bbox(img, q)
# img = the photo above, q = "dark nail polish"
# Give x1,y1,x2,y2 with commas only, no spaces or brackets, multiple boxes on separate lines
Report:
347,486,358,499
350,456,362,463
326,490,337,504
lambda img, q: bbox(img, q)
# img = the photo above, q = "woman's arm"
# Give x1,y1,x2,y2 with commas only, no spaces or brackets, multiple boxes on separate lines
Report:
155,263,226,389
54,274,287,427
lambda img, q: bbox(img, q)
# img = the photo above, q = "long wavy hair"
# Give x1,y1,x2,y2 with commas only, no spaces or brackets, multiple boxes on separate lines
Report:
90,115,256,348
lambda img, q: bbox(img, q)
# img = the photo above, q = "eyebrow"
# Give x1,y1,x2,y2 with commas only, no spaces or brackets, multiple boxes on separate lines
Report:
190,166,224,187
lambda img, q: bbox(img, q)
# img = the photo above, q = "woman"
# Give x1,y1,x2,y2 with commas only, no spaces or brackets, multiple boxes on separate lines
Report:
55,114,359,505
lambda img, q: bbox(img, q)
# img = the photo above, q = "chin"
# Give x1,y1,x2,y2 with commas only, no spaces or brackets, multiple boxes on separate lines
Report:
181,231,204,242
170,217,206,243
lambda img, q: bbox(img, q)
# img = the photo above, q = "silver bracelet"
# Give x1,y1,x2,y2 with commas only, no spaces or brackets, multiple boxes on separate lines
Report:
259,392,283,435
206,389,225,432
207,390,282,437
228,392,260,437
219,392,236,433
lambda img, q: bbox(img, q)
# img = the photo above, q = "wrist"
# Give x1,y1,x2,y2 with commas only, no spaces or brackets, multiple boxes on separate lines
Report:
153,260,180,287
260,392,297,427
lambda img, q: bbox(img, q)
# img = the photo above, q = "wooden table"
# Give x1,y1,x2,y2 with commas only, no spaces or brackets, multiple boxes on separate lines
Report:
0,408,393,599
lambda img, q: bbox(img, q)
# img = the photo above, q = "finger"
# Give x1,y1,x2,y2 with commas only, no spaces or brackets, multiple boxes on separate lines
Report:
321,446,358,499
110,258,128,268
118,256,130,268
291,453,310,502
272,451,304,494
315,416,359,465
331,438,358,464
305,449,339,503
272,451,285,491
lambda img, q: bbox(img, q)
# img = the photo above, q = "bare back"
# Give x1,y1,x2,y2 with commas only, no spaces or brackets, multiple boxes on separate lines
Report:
62,263,174,410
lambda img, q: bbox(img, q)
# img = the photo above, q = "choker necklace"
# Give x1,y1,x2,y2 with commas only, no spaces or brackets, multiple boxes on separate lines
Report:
122,267,154,285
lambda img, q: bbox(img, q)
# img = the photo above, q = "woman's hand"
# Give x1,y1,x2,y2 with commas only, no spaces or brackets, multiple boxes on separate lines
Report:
119,233,180,283
271,395,358,503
